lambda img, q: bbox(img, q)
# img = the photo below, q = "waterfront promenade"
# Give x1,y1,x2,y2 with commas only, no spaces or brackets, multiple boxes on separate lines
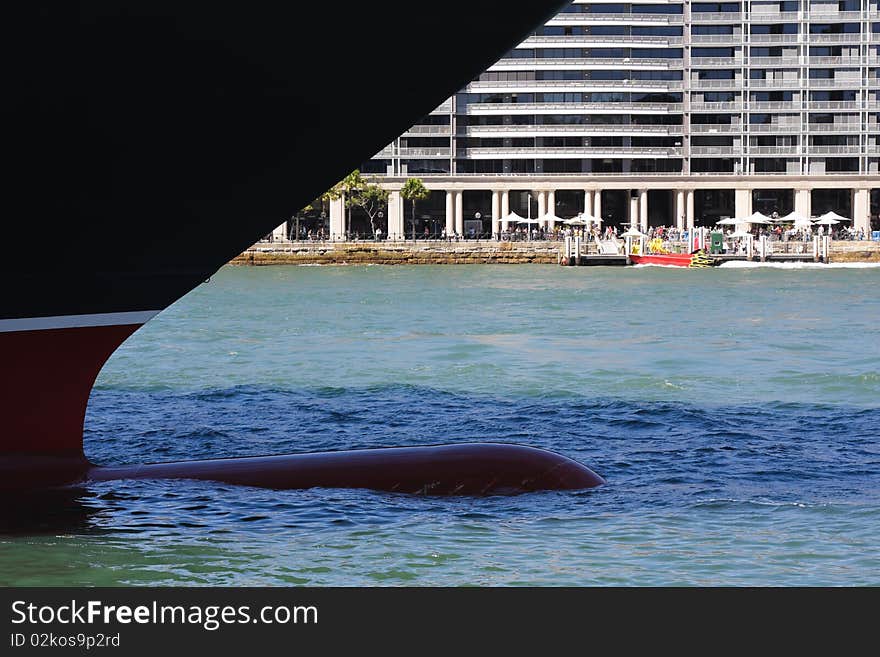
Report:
231,238,880,266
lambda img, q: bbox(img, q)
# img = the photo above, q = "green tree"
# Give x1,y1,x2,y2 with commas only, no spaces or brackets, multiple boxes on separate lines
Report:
347,175,389,238
325,171,366,238
400,177,432,240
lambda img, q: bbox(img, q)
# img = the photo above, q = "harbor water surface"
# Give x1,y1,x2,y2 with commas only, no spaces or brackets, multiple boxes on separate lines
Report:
3,264,879,585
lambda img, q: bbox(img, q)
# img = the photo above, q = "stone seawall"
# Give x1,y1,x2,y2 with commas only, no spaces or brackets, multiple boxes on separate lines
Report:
230,241,561,265
827,241,880,262
230,240,880,266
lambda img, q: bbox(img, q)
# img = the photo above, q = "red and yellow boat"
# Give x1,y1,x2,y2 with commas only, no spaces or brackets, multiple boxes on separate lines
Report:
629,252,719,267
629,238,719,268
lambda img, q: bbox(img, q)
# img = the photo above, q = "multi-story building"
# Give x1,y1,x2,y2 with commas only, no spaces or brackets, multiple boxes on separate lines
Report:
325,0,880,239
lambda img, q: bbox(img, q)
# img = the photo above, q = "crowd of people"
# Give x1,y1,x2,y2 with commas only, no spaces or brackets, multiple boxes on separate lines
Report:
270,218,875,243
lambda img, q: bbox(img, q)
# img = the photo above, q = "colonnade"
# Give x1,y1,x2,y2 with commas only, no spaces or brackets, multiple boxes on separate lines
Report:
428,188,702,234
320,186,874,240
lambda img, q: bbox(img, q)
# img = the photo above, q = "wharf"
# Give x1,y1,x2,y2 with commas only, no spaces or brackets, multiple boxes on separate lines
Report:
562,233,880,266
231,239,880,266
567,252,819,266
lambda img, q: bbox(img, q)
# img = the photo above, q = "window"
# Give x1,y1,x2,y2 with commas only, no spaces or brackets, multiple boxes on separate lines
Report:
631,26,683,37
692,3,741,12
693,48,735,57
702,91,736,101
693,25,735,35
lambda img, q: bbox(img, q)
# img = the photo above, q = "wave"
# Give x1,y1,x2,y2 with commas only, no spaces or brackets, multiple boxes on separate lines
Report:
719,260,880,269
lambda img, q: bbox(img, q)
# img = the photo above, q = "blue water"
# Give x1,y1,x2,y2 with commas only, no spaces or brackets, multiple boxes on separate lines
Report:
2,264,879,585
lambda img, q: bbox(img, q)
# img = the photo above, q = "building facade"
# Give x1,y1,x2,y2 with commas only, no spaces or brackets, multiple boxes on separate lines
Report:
324,0,880,239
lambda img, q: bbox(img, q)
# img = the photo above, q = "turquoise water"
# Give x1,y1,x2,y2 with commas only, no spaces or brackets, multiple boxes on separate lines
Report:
2,263,879,585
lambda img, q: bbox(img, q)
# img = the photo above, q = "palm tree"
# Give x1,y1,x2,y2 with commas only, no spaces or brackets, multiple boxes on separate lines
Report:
400,177,431,240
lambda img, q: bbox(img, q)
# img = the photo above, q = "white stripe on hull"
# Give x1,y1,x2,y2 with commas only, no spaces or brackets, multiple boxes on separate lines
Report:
0,310,161,333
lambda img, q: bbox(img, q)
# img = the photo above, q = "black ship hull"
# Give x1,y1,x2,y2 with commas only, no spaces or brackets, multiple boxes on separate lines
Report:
3,2,600,493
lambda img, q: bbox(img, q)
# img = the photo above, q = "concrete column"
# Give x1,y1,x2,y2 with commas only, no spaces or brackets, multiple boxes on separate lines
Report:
629,193,639,229
853,188,870,234
491,190,501,238
445,191,454,235
454,190,464,236
734,188,751,219
271,221,287,241
639,189,649,232
547,189,556,214
501,190,510,231
593,191,602,224
794,188,811,219
387,190,404,240
675,190,685,230
686,190,695,230
329,196,345,239
584,190,593,218
537,190,548,220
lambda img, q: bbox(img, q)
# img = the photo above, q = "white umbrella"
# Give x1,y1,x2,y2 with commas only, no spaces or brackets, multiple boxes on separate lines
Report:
783,214,813,229
518,218,541,225
539,212,564,225
620,227,648,238
730,230,753,238
779,211,809,225
578,211,598,223
744,211,773,224
716,217,739,226
813,216,840,225
563,218,587,226
503,211,524,224
816,211,850,223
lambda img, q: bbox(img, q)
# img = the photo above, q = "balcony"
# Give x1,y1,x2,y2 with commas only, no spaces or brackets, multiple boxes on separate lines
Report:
403,125,452,136
547,13,683,25
466,146,683,159
809,78,863,88
690,57,744,67
690,78,743,89
689,124,742,134
690,101,742,111
690,146,743,156
466,79,683,93
748,102,801,111
747,123,801,132
748,34,801,44
749,11,800,22
466,124,676,137
807,56,873,66
807,100,864,110
748,57,800,67
808,145,863,154
748,79,801,88
690,34,744,45
396,148,452,160
806,123,861,132
464,102,684,114
430,100,453,114
521,35,682,47
748,146,802,155
807,11,865,21
810,33,864,44
490,57,678,71
689,12,743,22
